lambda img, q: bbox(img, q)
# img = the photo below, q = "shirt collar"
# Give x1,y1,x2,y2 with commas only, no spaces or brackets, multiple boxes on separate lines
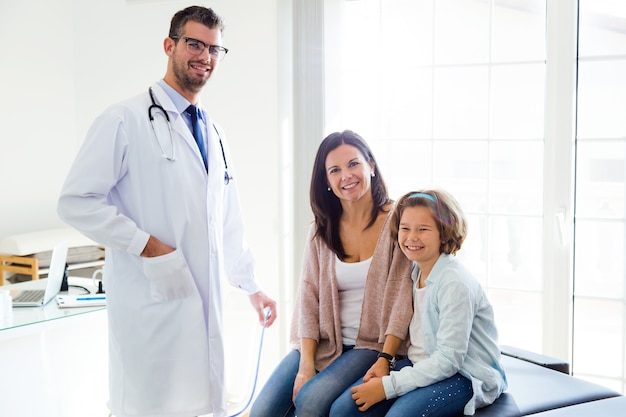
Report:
157,79,204,121
411,254,447,285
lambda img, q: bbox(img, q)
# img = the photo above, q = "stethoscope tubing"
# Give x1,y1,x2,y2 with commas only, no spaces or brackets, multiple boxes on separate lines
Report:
148,87,232,184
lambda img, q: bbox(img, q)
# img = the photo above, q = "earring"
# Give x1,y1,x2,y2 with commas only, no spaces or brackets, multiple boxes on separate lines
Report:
327,187,331,191
371,171,375,177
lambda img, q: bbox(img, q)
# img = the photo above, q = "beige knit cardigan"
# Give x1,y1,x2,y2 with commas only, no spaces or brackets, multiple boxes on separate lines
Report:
289,213,414,371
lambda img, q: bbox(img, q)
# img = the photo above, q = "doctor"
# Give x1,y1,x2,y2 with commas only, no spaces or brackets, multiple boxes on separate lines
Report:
57,6,277,417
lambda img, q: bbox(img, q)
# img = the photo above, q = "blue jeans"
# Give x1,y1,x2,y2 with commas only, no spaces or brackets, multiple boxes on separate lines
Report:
329,359,473,417
249,347,379,417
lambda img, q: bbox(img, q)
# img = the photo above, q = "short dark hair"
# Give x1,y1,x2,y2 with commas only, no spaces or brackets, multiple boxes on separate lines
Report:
310,130,391,259
169,6,225,38
390,189,467,255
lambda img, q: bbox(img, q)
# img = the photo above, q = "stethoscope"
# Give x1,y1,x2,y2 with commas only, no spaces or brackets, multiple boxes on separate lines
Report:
148,87,233,185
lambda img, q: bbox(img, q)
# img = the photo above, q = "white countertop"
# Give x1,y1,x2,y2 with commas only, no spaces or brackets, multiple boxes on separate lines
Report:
0,276,106,336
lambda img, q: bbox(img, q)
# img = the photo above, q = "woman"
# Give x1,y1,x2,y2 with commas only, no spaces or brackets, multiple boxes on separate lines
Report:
250,130,413,417
330,189,507,417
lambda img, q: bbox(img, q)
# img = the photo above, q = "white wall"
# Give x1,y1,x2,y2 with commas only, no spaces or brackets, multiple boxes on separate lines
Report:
1,0,77,231
0,0,290,406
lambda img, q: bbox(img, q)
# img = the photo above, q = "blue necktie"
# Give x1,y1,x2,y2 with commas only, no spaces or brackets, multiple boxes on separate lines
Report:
186,105,208,170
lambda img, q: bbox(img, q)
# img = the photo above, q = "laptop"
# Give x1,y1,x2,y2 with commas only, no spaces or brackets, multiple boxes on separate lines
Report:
11,240,69,307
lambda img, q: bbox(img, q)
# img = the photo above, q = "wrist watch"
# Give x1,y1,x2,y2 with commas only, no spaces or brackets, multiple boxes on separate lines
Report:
377,351,396,370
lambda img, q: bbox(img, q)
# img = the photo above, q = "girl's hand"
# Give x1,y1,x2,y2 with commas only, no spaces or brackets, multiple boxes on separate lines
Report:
351,377,386,411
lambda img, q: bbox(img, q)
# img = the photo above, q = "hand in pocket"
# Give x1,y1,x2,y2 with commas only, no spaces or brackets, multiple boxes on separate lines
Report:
142,249,196,301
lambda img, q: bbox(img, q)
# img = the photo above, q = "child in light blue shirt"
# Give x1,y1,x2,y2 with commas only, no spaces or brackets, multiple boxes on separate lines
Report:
330,189,507,417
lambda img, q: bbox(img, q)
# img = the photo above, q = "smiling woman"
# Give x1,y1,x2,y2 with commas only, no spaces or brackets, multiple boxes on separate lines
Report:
325,143,375,204
249,130,413,417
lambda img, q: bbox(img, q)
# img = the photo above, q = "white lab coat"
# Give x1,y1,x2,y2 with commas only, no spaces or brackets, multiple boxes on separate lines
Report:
57,82,261,417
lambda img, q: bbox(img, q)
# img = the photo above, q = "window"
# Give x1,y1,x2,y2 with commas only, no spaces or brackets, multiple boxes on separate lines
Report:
575,0,626,393
325,0,548,352
318,0,626,393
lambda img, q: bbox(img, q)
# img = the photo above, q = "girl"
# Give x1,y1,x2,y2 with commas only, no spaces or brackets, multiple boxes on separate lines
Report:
330,189,507,417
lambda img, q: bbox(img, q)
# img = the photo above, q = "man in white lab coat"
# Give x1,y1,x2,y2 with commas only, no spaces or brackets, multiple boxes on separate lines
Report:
57,6,277,417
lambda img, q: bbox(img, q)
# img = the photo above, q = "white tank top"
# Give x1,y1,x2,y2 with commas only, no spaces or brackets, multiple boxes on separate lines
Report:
408,282,429,363
335,256,372,346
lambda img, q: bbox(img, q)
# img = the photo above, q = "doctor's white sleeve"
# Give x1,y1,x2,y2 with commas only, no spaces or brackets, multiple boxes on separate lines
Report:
57,107,149,255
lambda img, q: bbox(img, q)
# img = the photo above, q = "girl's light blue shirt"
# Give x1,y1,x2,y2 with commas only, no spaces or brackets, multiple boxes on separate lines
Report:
382,254,507,414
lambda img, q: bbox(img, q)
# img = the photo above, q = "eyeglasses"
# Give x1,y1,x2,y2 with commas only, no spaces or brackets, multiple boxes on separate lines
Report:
171,36,229,61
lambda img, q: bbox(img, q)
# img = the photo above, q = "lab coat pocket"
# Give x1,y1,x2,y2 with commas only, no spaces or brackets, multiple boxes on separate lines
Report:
142,249,196,302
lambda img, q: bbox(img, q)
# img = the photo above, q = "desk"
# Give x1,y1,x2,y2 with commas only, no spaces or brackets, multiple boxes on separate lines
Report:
0,277,109,417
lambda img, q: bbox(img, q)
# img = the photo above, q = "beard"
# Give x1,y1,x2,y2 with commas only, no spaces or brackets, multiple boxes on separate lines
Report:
171,57,210,94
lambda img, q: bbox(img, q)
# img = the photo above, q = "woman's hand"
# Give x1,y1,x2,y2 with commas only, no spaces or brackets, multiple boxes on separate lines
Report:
363,357,391,382
292,365,316,402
